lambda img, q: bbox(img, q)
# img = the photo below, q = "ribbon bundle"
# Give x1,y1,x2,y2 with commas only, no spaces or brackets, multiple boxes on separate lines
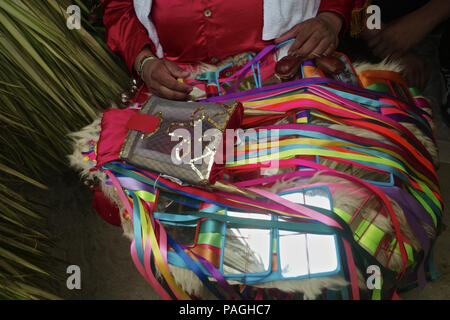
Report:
80,44,442,300
97,72,441,300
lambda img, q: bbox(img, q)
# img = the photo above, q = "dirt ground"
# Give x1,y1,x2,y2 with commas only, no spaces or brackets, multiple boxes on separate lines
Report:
42,34,450,300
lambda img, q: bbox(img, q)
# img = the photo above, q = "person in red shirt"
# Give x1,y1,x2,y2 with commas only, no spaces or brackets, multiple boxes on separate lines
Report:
102,0,354,101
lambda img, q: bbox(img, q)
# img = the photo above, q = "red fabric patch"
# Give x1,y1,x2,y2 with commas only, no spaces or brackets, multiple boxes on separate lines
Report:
127,113,161,133
92,186,121,226
95,108,137,168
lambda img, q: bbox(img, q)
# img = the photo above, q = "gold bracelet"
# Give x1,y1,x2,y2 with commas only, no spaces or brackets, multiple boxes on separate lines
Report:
138,55,158,80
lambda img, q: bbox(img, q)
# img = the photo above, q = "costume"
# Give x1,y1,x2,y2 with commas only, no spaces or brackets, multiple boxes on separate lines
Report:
68,1,442,300
70,45,442,299
101,0,354,71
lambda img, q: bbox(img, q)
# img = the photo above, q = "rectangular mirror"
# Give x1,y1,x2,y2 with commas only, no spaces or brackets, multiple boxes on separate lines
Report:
278,187,340,278
222,211,272,275
162,223,198,246
157,195,200,246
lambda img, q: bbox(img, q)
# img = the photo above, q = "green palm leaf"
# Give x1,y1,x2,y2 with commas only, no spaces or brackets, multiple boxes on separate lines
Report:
0,0,130,299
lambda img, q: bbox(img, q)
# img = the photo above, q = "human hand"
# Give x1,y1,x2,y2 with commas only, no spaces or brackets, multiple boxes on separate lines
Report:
141,58,193,101
274,12,343,60
367,13,431,59
368,0,450,59
399,53,429,90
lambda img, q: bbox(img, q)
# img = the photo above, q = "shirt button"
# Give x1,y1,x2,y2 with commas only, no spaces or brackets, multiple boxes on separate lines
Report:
204,8,212,18
211,56,219,64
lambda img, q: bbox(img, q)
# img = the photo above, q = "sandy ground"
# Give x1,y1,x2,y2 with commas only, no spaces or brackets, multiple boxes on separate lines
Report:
40,33,450,300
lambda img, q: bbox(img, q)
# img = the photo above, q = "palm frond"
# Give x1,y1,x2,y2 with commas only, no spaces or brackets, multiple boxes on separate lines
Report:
0,0,128,178
0,0,130,299
0,167,58,300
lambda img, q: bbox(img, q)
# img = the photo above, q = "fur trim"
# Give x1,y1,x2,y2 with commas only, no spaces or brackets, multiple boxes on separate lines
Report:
400,122,439,167
354,59,404,74
67,116,102,181
67,115,136,240
168,264,349,300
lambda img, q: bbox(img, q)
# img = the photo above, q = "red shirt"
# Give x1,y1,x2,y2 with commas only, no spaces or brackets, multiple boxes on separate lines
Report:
152,0,269,64
102,0,355,72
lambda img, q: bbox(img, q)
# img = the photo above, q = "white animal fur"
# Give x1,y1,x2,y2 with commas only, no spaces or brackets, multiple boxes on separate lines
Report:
400,122,439,167
67,115,135,239
353,59,404,74
67,117,102,181
167,264,351,300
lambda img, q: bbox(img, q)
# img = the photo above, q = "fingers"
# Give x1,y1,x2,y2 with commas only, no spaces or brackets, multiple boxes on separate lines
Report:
372,41,390,59
404,69,423,90
402,69,414,87
147,75,191,100
157,66,192,93
389,51,404,61
286,24,312,55
165,60,191,79
285,18,338,59
415,62,428,90
156,85,192,101
143,60,193,100
293,31,322,58
399,54,428,90
368,33,392,58
368,28,408,60
312,38,333,58
322,42,336,58
274,25,300,44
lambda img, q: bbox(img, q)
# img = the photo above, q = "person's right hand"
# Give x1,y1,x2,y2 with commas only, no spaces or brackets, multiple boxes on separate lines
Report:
399,53,429,90
141,58,193,101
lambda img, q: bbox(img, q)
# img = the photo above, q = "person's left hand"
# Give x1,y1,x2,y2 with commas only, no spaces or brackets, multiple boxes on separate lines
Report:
367,13,431,59
274,12,343,60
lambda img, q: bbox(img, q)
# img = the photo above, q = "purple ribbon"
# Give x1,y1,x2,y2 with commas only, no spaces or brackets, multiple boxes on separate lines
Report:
226,44,276,94
386,113,434,141
202,74,429,119
106,176,157,193
380,186,435,289
178,243,242,300
302,59,316,67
